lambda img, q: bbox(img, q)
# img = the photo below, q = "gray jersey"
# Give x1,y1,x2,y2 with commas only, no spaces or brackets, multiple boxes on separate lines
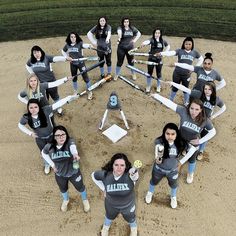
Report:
94,170,135,209
43,138,78,177
175,49,201,75
20,105,53,138
63,42,83,66
176,105,213,141
149,38,168,54
193,67,223,92
26,55,56,82
203,96,224,118
154,138,180,170
20,83,49,107
90,25,112,50
118,26,139,48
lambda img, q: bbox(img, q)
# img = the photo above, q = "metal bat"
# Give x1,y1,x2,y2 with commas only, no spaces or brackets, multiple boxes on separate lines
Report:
89,46,111,55
128,45,147,55
129,52,150,56
133,59,159,66
118,75,145,93
72,60,105,79
72,56,99,62
87,74,112,91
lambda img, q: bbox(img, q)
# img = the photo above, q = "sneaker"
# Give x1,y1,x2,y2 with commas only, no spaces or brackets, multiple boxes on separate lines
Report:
130,227,138,236
44,165,50,175
146,86,151,93
87,91,93,100
61,200,69,212
197,152,203,161
145,191,153,204
57,108,63,115
100,74,105,79
101,225,110,236
156,86,161,93
82,199,90,212
186,173,194,184
114,75,118,81
132,74,137,81
170,196,177,209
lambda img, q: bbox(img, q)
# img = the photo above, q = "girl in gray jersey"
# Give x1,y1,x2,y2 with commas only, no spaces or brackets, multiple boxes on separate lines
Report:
151,94,216,184
62,32,93,100
114,17,141,81
26,45,66,113
18,95,78,174
92,153,139,236
145,123,196,208
18,73,71,107
87,16,112,79
172,52,226,93
141,28,170,93
157,37,203,105
41,125,90,213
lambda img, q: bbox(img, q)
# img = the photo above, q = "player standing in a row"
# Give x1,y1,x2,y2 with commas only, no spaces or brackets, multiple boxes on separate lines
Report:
87,16,112,79
158,37,203,105
115,17,141,81
61,32,93,100
92,153,139,236
141,28,170,93
42,125,90,213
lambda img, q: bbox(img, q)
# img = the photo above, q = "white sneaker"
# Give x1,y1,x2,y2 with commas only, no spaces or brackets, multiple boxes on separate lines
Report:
87,91,93,100
44,165,50,175
187,173,194,184
146,86,151,93
82,199,90,212
132,74,137,81
197,152,203,161
170,196,177,209
61,200,69,212
145,191,153,204
57,107,63,115
156,86,161,93
114,75,118,81
101,225,110,236
130,226,138,236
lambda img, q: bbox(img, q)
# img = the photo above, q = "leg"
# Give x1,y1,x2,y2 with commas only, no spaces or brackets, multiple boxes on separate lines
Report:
97,50,106,78
121,204,137,236
70,63,79,92
187,150,198,184
167,170,178,208
105,52,112,75
115,45,126,80
126,50,136,80
156,62,163,92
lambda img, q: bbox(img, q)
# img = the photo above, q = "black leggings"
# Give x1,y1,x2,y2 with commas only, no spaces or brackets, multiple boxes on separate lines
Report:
172,70,190,92
70,63,90,83
116,44,134,67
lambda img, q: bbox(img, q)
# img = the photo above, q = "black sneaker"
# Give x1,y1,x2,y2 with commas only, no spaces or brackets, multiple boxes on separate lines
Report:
100,74,105,79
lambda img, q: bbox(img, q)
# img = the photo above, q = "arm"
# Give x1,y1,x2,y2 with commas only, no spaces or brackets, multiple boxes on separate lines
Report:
70,144,80,161
82,43,92,49
216,78,226,91
18,123,33,136
179,145,197,165
25,64,34,74
129,168,139,182
151,93,177,112
170,81,191,94
141,39,150,46
51,95,77,111
52,56,66,62
211,104,226,120
117,28,122,43
47,77,69,88
133,30,141,43
165,44,170,51
175,62,194,71
18,93,28,104
61,49,68,58
41,150,55,168
91,172,105,191
87,31,97,45
106,30,111,44
160,50,176,57
195,55,204,66
199,127,216,144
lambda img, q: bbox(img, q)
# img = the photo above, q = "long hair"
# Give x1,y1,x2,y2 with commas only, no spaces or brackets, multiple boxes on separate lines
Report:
201,82,217,106
26,74,40,100
95,16,108,39
187,98,206,125
51,125,70,151
102,153,132,175
26,98,47,128
152,28,163,48
121,17,133,31
204,52,213,63
30,45,45,63
156,123,187,159
181,37,194,50
65,32,83,45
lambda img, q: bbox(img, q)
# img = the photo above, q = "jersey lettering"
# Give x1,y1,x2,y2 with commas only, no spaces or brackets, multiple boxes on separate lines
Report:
52,151,71,159
198,74,214,82
180,55,194,61
182,121,201,133
106,183,130,192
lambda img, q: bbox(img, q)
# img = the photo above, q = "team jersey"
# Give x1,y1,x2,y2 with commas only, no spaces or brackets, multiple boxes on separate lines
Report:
19,105,53,138
175,49,201,75
118,26,139,48
20,83,49,107
43,138,78,177
192,67,224,92
26,55,56,82
62,42,83,66
202,96,224,118
149,38,168,54
94,170,135,209
176,105,213,142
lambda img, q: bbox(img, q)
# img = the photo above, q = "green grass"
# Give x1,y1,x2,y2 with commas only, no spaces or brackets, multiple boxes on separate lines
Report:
1,0,236,42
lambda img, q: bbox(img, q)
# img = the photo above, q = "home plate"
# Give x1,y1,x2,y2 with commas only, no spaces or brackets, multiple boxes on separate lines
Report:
102,124,127,143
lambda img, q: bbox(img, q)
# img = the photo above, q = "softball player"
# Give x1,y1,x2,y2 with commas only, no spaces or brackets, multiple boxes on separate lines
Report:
158,37,203,105
18,95,77,174
141,28,170,93
87,16,112,78
26,45,66,114
145,123,196,208
115,17,141,81
41,125,90,213
62,32,93,100
151,94,216,184
92,153,139,236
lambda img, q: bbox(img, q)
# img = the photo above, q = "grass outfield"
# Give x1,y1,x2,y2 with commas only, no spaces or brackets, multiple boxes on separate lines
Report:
1,0,236,42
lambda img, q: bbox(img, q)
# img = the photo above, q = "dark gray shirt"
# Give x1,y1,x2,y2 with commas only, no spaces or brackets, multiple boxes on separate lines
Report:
63,42,83,66
118,26,139,48
202,96,224,118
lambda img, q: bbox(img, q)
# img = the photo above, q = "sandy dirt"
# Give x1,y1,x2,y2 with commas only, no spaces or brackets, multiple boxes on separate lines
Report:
0,35,235,236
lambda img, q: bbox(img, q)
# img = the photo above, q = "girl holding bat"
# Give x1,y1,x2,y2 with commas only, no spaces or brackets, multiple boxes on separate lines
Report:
114,17,141,81
92,153,140,236
145,123,196,208
41,125,90,213
61,32,93,100
87,16,112,79
151,94,216,184
141,28,170,93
